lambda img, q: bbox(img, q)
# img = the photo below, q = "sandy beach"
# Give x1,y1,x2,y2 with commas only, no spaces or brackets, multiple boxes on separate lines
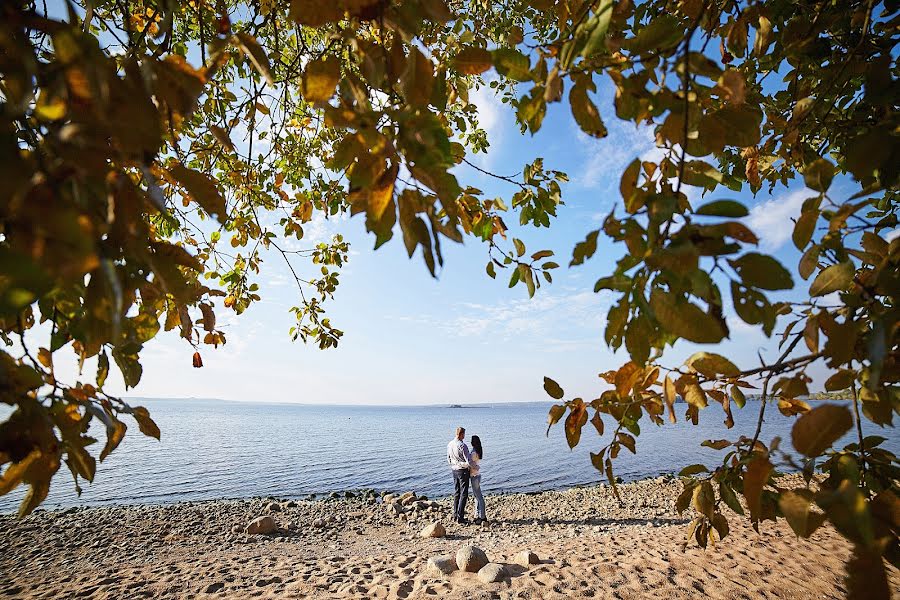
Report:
1,476,894,599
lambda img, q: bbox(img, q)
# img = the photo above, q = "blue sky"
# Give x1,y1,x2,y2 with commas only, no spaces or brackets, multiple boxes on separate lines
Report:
28,2,891,406
39,73,880,406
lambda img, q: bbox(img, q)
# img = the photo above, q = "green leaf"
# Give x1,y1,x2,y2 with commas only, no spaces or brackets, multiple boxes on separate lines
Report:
543,376,565,400
679,464,709,476
485,261,496,279
694,200,748,217
809,261,854,296
508,267,520,288
803,159,836,192
650,289,727,344
513,238,526,257
824,369,855,392
625,15,683,54
491,48,531,82
792,208,819,250
569,80,606,138
112,347,143,389
96,350,110,388
728,253,793,290
730,385,746,409
719,481,744,515
792,404,853,457
676,481,697,514
580,0,614,57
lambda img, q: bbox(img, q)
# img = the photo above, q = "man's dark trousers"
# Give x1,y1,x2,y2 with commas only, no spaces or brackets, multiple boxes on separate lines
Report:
452,468,470,522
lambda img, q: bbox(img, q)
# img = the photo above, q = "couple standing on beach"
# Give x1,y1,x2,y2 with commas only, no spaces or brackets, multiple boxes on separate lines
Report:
446,426,487,525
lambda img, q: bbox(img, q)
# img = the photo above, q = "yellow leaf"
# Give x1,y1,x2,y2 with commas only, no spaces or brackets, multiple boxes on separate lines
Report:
792,403,853,457
453,46,493,75
777,397,810,416
564,400,587,449
99,418,127,462
686,352,740,378
132,406,161,440
650,289,728,344
743,455,773,524
209,125,235,151
717,69,746,104
302,57,341,103
234,32,274,86
35,92,67,121
779,489,826,537
664,375,677,423
676,374,708,408
402,47,434,107
37,348,53,369
692,481,715,518
809,261,854,296
167,164,228,221
367,163,398,221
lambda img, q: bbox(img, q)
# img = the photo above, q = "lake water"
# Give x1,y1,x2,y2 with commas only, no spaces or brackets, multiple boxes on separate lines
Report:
1,399,896,512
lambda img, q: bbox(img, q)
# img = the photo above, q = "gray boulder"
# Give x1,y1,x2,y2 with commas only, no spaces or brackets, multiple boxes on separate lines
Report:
477,563,508,583
456,545,489,572
426,555,457,577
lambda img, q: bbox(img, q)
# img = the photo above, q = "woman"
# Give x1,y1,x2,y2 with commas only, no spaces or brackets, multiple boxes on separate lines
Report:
469,435,487,524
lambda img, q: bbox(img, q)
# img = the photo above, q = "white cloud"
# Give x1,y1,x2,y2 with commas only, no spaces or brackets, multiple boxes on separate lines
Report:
574,121,657,190
396,289,610,351
747,189,808,251
886,228,900,242
466,83,507,171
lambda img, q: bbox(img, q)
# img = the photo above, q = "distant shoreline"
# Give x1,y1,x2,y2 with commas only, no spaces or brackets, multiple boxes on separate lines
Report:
118,395,854,407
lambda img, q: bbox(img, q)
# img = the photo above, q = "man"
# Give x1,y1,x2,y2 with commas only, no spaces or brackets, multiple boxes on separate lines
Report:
447,426,473,524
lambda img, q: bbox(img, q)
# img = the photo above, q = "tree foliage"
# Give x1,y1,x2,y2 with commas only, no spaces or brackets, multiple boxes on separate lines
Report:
0,0,897,596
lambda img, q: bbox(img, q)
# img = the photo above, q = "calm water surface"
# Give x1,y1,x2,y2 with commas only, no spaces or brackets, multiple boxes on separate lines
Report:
1,399,896,512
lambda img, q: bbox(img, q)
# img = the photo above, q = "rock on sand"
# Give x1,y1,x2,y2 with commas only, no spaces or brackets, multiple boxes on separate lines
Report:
514,550,540,567
456,545,489,572
426,555,457,577
245,516,276,535
419,522,446,538
477,563,508,583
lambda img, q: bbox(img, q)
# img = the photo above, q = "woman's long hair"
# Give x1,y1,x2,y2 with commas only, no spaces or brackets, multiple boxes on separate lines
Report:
471,435,483,460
